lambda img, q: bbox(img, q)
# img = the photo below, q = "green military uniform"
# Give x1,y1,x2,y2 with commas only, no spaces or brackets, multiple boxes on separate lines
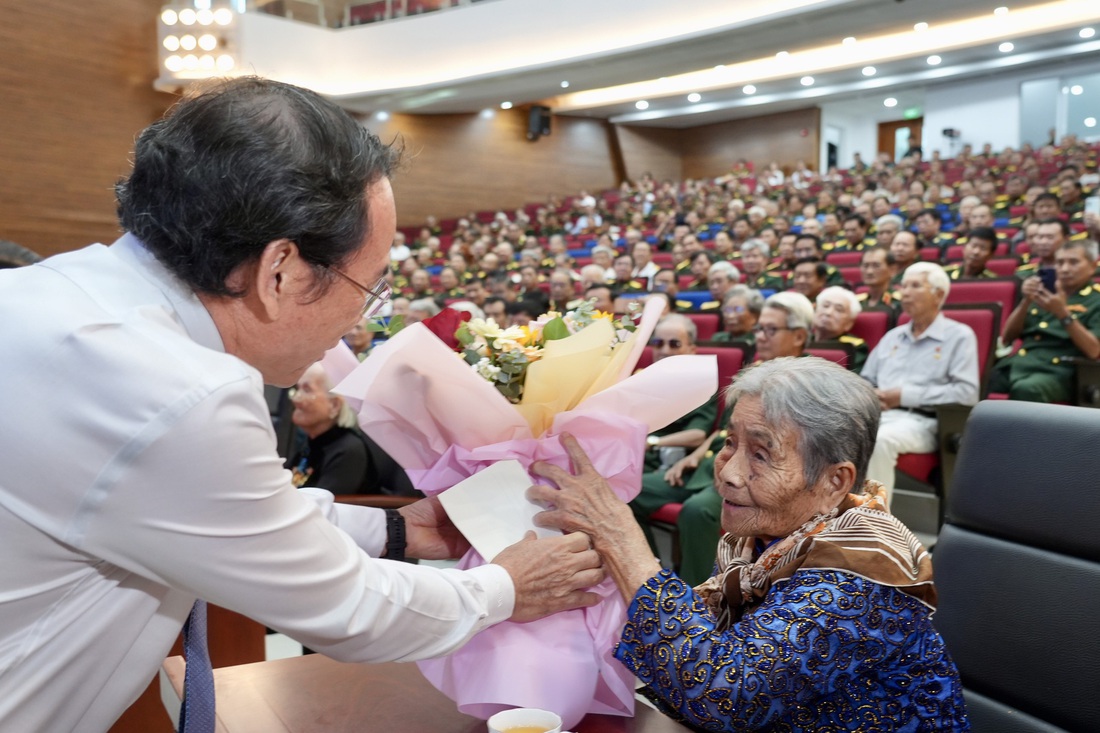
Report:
828,237,875,252
708,331,754,346
642,395,717,473
889,267,921,287
988,284,1100,402
838,333,869,373
1014,261,1047,281
436,287,465,300
857,290,901,318
944,264,998,280
612,279,647,294
631,402,730,586
745,272,786,291
787,264,846,289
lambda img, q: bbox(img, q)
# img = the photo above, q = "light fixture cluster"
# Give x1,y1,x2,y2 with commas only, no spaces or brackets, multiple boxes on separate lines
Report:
159,5,237,78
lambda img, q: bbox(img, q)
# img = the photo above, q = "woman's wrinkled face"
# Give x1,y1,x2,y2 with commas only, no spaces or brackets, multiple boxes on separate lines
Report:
714,396,835,540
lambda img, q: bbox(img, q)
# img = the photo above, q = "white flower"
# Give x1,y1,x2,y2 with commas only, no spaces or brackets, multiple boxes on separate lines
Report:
473,357,502,381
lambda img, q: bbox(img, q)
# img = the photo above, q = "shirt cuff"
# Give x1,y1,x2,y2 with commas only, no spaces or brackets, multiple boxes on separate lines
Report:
472,563,515,625
899,385,923,407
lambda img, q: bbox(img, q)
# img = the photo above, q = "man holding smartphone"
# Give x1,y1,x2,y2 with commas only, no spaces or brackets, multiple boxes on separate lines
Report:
991,238,1100,402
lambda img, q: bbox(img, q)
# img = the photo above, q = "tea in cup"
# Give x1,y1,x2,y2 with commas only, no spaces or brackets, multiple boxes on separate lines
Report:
486,707,563,733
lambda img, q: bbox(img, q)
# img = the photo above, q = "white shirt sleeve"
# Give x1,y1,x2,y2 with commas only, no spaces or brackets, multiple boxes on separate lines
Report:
78,378,515,663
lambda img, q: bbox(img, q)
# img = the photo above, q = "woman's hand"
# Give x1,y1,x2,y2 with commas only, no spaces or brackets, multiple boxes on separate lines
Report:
529,434,662,601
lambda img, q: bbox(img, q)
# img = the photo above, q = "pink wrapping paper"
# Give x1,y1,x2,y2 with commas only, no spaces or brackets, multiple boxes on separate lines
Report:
330,310,716,729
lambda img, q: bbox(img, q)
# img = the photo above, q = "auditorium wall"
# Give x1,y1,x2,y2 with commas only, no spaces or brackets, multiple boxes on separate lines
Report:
678,107,822,181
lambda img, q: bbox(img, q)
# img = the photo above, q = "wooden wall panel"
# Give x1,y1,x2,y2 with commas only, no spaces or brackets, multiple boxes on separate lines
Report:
615,124,684,183
0,1,174,257
364,110,616,227
679,107,821,180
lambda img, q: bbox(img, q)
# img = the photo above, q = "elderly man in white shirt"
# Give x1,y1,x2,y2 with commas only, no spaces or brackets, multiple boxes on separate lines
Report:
0,78,601,732
860,262,980,500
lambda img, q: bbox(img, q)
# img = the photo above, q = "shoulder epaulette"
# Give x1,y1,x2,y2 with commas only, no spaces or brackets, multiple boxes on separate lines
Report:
839,334,866,347
699,301,721,311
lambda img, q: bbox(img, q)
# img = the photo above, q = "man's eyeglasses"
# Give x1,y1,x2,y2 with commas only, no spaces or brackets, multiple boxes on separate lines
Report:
327,267,392,319
649,338,683,349
752,325,793,338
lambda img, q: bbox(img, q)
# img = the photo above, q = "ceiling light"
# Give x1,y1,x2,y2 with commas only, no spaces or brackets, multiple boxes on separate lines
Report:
180,35,197,51
560,81,570,89
198,34,218,51
182,54,199,70
198,55,215,71
776,51,789,59
178,8,196,25
842,36,856,45
994,7,1009,16
196,9,214,25
478,109,495,119
500,101,513,110
713,64,726,70
213,8,233,25
1071,85,1084,95
1085,117,1097,128
743,84,757,95
163,35,180,52
161,9,178,26
914,22,929,32
999,42,1014,52
884,97,898,108
862,66,876,77
635,100,650,110
165,55,183,72
1081,28,1097,39
687,93,702,103
375,111,390,121
800,76,814,86
215,54,234,71
927,55,942,65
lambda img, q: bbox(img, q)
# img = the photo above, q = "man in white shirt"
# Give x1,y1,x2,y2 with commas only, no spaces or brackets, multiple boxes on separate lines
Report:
860,263,980,500
0,78,602,731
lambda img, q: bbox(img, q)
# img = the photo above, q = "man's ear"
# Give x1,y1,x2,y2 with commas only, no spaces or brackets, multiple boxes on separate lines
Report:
252,239,300,320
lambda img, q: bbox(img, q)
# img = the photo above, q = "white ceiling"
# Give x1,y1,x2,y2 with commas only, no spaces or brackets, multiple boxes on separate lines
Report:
240,0,1100,127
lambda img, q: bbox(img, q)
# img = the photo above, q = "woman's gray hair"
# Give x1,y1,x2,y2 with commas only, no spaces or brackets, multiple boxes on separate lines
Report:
409,298,442,317
726,357,880,489
763,291,814,330
657,313,698,344
723,285,765,316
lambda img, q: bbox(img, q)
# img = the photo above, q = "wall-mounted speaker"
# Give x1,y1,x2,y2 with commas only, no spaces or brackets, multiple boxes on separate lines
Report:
527,105,551,141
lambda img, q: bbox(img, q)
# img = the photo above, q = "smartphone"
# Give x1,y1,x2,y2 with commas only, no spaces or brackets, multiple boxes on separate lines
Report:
1086,196,1100,217
1038,267,1057,292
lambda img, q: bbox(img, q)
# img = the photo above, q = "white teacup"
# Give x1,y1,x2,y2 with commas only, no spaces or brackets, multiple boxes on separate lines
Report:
486,707,563,733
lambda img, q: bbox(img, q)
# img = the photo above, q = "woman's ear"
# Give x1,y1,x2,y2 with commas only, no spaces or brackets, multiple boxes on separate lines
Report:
817,461,857,511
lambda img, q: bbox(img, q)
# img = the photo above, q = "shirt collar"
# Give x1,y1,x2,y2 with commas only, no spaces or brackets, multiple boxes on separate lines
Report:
109,233,225,353
903,312,948,342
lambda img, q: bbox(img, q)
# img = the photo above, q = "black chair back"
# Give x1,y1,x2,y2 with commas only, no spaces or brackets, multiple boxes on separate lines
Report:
933,400,1100,732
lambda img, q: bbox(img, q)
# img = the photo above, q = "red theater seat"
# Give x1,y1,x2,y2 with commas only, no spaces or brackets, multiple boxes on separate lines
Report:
850,309,893,352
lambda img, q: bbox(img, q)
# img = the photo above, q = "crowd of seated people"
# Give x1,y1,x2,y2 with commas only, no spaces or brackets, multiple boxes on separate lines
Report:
370,135,1099,411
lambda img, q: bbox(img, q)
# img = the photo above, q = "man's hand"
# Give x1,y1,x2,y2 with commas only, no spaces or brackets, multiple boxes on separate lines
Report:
664,453,700,487
398,496,470,561
1021,275,1044,304
875,387,902,411
492,532,604,623
1031,286,1070,320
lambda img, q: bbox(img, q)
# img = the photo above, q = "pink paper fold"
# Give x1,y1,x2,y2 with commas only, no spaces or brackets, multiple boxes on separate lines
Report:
331,320,717,728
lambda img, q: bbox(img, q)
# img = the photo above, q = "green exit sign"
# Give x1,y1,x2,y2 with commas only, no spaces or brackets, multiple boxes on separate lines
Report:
903,107,922,119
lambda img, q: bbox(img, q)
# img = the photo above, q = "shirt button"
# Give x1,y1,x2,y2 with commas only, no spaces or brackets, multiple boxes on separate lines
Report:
1018,348,1028,356
1039,321,1049,328
1030,308,1039,315
706,451,714,458
1053,357,1061,365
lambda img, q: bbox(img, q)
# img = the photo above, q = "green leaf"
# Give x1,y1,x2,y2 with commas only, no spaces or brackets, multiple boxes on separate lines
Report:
456,323,474,346
542,316,570,341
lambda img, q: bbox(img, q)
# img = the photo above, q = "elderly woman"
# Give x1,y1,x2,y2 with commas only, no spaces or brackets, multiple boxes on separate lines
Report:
532,357,968,731
711,285,764,345
289,363,415,496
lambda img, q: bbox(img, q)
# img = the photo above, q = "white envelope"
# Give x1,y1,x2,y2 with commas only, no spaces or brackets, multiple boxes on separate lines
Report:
437,460,561,562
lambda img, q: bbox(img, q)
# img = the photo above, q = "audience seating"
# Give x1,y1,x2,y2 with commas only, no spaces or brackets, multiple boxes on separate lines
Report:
837,266,863,287
943,279,1018,331
686,312,721,341
824,251,863,266
850,307,894,352
933,400,1100,732
805,345,849,369
696,343,750,420
899,303,1002,389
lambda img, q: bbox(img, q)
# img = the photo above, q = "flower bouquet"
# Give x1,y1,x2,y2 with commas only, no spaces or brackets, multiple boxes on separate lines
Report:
325,297,716,728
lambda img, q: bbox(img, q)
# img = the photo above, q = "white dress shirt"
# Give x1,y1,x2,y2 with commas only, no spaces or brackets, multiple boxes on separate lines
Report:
0,235,513,731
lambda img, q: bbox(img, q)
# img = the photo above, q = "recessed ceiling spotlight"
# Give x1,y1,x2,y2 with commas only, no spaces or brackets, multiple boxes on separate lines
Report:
375,111,390,121
884,97,898,108
927,55,942,65
1085,117,1097,128
714,64,726,70
560,81,570,89
1071,85,1084,95
842,36,856,45
862,66,877,77
478,109,495,119
635,100,650,110
500,101,513,110
801,76,815,86
1081,28,1096,39
776,51,789,59
914,22,929,32
994,6,1009,16
743,84,757,95
999,42,1014,53
687,93,702,103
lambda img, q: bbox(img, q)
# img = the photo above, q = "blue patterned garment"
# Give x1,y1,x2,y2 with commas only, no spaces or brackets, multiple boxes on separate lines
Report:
615,569,969,732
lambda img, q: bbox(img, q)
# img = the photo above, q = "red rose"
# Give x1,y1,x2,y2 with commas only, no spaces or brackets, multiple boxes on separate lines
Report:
421,307,471,352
